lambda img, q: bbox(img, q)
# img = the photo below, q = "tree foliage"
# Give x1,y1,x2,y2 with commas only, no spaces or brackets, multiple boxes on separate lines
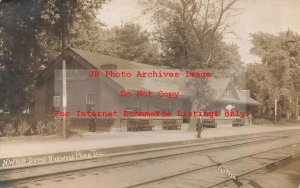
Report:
140,0,242,111
140,0,242,72
109,22,160,65
0,1,43,113
247,30,300,119
0,0,108,113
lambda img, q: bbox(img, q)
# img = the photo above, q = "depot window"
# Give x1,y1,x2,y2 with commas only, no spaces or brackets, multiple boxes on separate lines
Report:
86,92,96,104
53,95,61,109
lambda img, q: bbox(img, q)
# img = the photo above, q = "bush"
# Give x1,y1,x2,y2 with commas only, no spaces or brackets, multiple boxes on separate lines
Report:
36,120,47,135
0,114,38,136
3,123,16,137
0,115,63,137
35,119,63,136
46,119,63,135
0,115,17,137
0,119,4,137
18,120,31,136
22,115,36,135
46,120,55,135
54,119,63,135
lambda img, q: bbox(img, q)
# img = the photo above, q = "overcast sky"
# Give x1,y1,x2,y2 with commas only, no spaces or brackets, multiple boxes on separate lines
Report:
98,0,300,64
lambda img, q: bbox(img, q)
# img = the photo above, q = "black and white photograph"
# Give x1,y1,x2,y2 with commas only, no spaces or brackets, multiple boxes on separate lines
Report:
1,0,300,187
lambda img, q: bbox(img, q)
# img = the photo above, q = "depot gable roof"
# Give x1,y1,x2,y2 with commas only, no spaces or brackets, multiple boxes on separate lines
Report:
37,48,259,105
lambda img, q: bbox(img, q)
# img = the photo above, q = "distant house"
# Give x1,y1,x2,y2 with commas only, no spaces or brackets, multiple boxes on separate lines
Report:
34,48,258,131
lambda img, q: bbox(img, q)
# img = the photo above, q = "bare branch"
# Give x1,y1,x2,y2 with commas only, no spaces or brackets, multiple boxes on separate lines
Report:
211,0,238,36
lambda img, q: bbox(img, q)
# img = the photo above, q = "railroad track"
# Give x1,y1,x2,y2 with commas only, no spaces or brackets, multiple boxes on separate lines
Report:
126,141,300,188
1,130,300,187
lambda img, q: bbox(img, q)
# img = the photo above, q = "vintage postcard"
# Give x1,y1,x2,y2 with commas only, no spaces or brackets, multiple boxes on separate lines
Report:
0,0,300,187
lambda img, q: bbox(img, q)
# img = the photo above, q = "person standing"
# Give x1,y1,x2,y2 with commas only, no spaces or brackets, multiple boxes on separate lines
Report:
89,118,96,132
197,117,203,138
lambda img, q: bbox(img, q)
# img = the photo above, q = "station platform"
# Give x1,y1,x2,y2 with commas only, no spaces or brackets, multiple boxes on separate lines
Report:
1,125,300,160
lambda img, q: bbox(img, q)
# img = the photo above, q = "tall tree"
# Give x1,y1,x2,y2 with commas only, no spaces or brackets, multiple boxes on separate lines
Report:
140,0,242,133
0,1,43,113
140,0,241,71
0,0,109,113
109,22,160,65
248,30,300,119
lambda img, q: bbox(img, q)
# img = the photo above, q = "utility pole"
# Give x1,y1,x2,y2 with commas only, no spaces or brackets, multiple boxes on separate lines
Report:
275,98,277,125
62,59,67,139
297,92,299,120
61,2,68,139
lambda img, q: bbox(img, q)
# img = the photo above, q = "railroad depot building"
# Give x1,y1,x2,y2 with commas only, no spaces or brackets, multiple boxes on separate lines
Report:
34,48,259,131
